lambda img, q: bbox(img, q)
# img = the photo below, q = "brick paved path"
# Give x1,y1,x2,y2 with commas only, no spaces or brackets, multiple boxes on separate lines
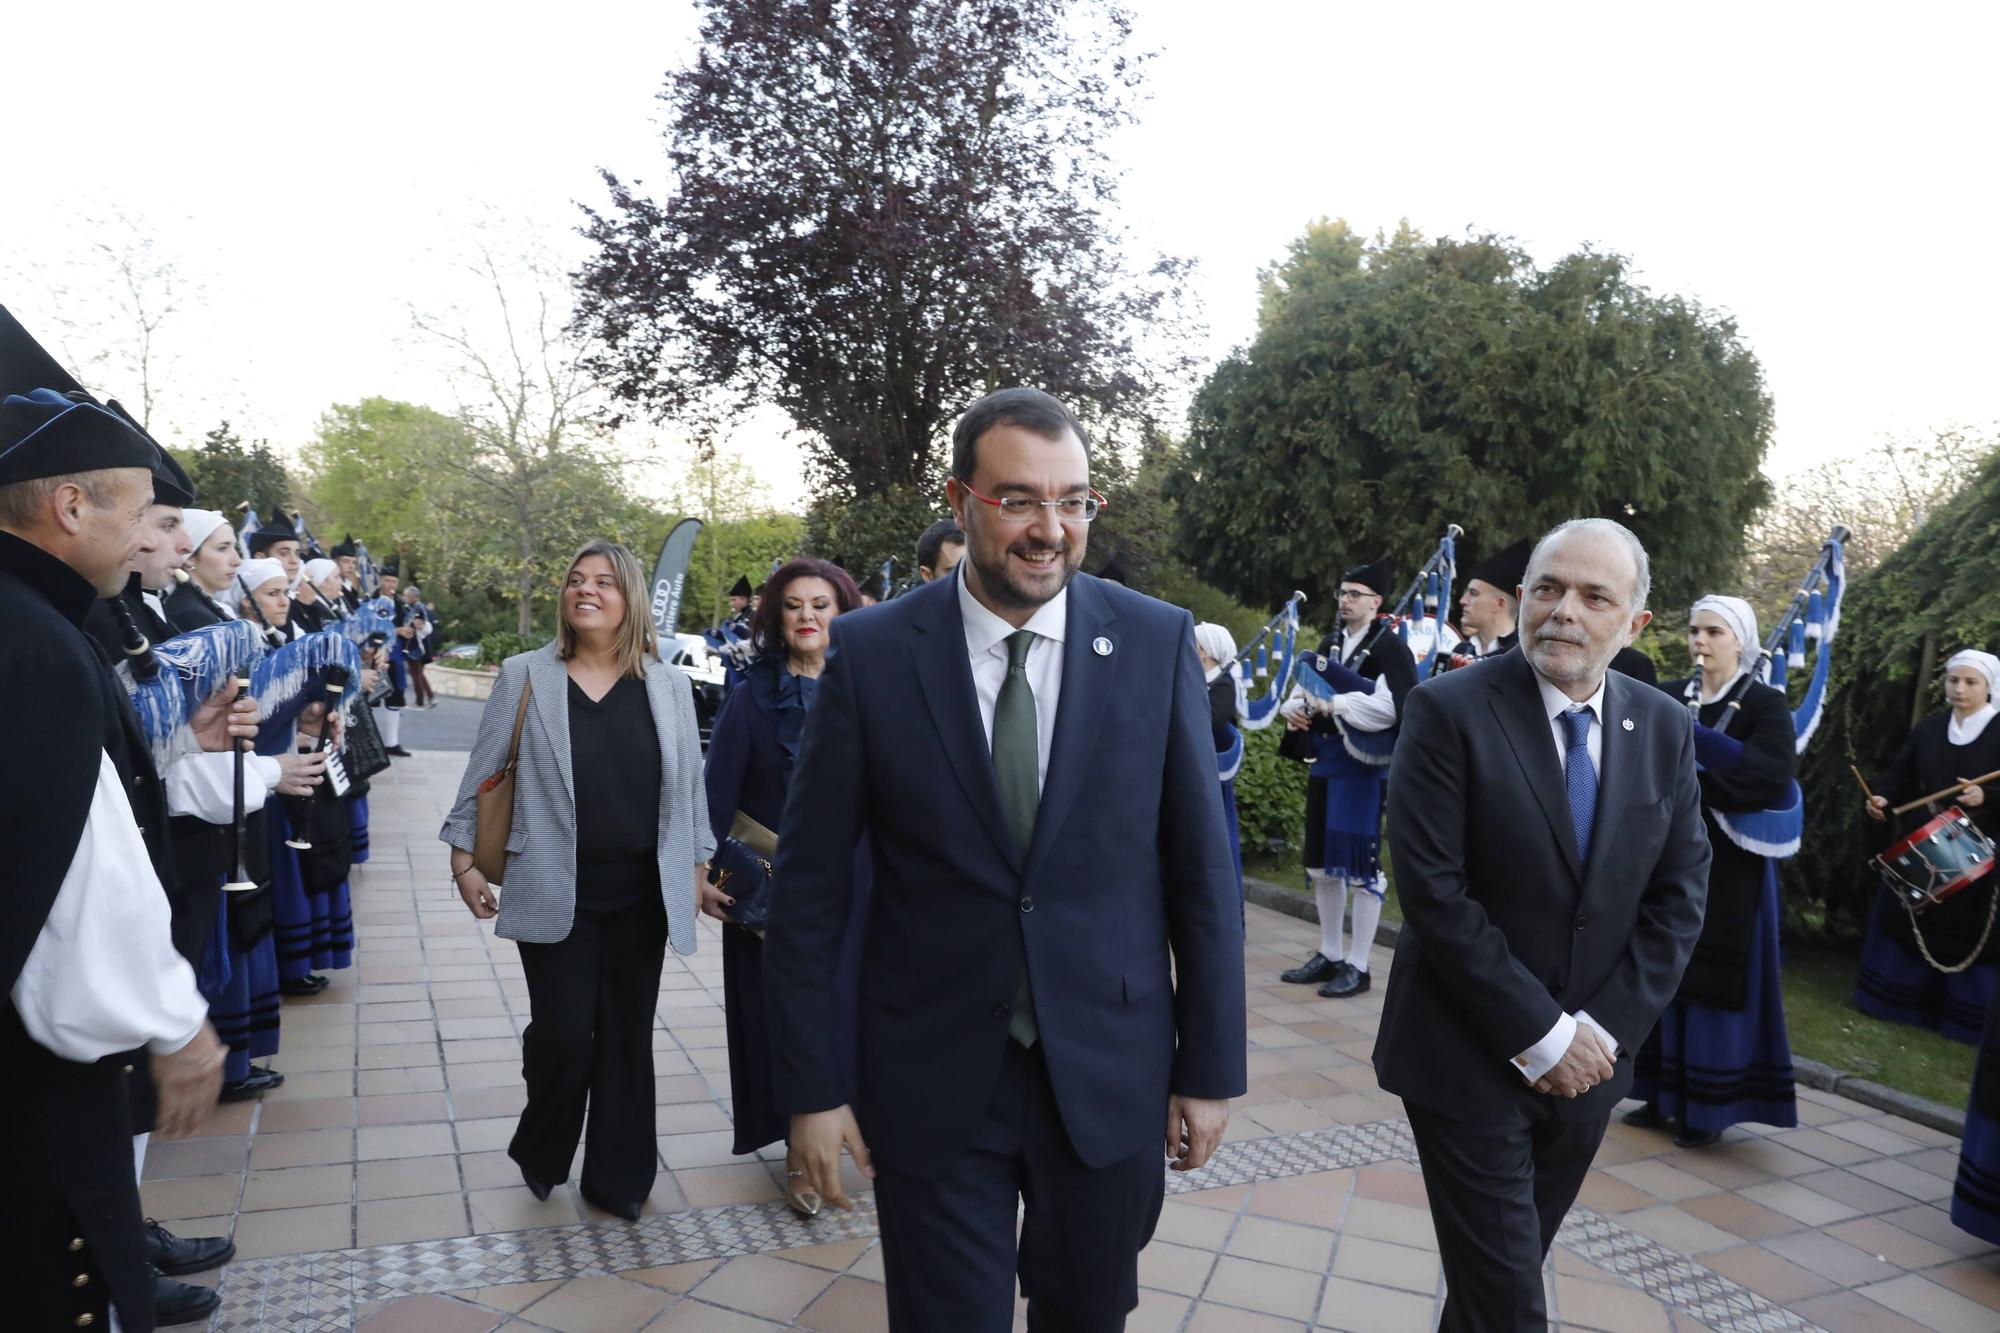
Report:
141,753,2000,1331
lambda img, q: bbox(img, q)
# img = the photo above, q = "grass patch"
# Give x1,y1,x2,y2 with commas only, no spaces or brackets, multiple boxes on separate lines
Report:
1243,853,1972,1108
1779,943,1974,1109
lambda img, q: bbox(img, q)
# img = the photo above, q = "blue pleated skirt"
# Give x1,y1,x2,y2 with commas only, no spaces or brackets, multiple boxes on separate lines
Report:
199,895,281,1084
348,793,371,864
1854,890,1999,1044
269,800,355,980
1633,860,1798,1133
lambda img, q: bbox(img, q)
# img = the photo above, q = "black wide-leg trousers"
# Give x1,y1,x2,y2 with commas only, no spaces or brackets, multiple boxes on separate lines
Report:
873,1040,1166,1332
1404,1096,1609,1333
511,892,668,1205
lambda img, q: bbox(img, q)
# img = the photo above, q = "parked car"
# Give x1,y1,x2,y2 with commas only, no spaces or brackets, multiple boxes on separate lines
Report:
666,632,727,745
440,642,482,664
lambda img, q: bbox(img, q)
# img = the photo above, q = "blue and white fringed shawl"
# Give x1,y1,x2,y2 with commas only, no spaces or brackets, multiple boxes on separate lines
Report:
251,629,367,753
127,620,269,763
1693,723,1804,859
1217,724,1244,782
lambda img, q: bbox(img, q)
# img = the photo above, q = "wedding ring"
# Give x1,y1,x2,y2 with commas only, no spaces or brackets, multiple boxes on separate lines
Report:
786,1169,807,1178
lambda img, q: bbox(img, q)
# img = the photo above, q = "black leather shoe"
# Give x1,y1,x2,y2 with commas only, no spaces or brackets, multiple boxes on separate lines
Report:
146,1221,235,1275
580,1182,642,1221
1317,963,1371,998
1280,953,1340,985
220,1066,285,1102
519,1163,555,1202
1674,1128,1722,1150
1622,1104,1670,1130
154,1269,222,1326
384,745,413,757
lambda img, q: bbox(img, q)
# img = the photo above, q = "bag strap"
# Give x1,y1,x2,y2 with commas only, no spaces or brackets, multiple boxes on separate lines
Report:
503,678,534,775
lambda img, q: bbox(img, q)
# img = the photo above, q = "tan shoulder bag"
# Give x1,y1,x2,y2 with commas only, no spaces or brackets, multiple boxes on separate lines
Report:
472,680,534,883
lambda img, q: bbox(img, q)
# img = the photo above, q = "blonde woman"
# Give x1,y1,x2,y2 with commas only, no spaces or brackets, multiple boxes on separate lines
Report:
442,539,714,1219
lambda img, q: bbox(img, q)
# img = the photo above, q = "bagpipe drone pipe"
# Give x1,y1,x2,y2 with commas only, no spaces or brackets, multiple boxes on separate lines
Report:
1213,591,1311,780
1761,526,1848,753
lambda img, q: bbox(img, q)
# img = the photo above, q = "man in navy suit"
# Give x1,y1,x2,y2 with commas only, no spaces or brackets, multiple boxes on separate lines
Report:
766,388,1247,1330
1375,518,1711,1331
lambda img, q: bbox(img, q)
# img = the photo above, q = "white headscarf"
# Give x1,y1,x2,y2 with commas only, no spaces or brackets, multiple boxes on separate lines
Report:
1946,650,2000,745
181,508,230,552
302,558,338,586
1193,621,1247,722
236,558,287,600
1690,595,1760,676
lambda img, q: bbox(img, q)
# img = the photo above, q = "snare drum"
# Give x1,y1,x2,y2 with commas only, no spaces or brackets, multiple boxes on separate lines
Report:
1872,806,1996,913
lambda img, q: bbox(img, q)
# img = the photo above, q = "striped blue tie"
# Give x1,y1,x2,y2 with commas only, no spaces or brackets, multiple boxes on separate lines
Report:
1562,707,1597,863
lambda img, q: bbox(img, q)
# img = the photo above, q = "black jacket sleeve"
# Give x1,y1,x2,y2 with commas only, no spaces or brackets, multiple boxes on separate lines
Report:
1698,684,1796,813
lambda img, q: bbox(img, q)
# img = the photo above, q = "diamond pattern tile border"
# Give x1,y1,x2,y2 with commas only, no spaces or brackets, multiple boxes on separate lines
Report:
210,1117,1827,1333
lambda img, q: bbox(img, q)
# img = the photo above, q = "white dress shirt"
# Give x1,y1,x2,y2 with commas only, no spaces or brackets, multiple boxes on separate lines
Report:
1288,623,1400,732
1511,666,1616,1083
957,569,1066,791
11,751,208,1062
165,751,281,824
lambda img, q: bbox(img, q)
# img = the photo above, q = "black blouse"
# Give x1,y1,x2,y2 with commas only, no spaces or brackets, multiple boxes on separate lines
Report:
568,674,661,911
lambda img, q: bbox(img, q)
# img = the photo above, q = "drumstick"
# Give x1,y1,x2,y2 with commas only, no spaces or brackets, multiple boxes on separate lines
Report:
1850,765,1877,802
1892,767,2000,817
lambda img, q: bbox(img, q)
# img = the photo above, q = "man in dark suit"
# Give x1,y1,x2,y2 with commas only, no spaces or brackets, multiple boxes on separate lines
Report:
767,388,1247,1331
1374,517,1711,1332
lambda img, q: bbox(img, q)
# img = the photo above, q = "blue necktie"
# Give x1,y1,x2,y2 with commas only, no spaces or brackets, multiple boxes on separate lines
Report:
1562,707,1597,863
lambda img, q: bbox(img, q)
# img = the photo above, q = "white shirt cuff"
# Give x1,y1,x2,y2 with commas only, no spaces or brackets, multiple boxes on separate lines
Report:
1514,1011,1576,1084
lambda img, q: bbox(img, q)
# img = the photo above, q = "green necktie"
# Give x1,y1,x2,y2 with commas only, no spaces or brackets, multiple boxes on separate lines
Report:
994,629,1040,1046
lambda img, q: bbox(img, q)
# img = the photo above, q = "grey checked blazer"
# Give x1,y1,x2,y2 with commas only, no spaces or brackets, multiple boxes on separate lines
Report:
440,642,716,952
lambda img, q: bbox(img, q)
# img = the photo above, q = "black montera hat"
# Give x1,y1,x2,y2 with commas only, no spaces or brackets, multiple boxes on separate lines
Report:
730,575,754,598
0,389,158,487
1340,556,1395,599
246,513,301,554
1466,538,1531,597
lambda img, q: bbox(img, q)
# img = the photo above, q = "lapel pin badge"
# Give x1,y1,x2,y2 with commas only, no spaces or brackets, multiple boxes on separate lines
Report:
1622,718,1634,731
1092,636,1113,657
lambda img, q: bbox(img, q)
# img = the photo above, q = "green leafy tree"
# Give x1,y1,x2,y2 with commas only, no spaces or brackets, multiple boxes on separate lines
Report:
1794,446,2000,940
804,485,950,594
1169,220,1774,616
182,421,292,520
658,449,808,629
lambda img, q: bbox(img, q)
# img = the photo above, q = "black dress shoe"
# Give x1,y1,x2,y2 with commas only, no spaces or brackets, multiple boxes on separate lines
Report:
155,1269,222,1326
1674,1128,1722,1150
1280,953,1340,985
220,1066,285,1102
145,1220,235,1275
1622,1104,1670,1130
384,745,413,757
1317,963,1370,998
580,1182,642,1221
519,1163,555,1202
279,975,328,997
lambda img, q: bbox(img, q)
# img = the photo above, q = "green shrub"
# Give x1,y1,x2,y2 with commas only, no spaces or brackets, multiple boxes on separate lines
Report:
1232,724,1311,857
478,631,541,666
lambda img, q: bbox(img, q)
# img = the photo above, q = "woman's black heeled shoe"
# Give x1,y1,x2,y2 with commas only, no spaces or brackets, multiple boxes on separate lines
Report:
518,1165,554,1203
580,1182,642,1221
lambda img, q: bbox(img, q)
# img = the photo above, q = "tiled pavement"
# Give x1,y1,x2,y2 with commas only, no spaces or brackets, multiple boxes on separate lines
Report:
141,753,2000,1331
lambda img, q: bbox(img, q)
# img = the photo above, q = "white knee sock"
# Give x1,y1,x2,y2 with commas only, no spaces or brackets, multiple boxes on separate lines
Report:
1346,883,1384,973
1310,869,1346,962
378,706,402,747
133,1131,149,1182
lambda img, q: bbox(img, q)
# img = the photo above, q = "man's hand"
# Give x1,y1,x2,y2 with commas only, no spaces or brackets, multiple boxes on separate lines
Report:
1960,779,1986,810
275,750,329,797
789,1106,874,1209
1865,794,1889,823
1165,1095,1229,1172
152,1023,225,1138
190,681,259,753
1533,1027,1615,1098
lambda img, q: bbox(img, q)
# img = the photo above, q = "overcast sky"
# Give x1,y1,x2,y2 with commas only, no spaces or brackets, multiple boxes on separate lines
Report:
3,1,1994,513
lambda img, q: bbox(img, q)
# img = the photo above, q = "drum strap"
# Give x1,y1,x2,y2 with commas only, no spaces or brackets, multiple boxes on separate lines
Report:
1904,884,2000,975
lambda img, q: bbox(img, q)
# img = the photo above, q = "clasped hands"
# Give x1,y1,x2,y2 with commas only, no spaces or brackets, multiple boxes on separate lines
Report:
1532,1025,1616,1098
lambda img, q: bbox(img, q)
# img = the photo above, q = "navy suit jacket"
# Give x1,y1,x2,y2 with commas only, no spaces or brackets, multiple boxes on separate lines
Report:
1373,647,1711,1117
765,572,1248,1177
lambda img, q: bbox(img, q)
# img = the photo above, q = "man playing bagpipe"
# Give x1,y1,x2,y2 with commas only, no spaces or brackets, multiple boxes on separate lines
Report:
0,387,238,1332
332,533,365,612
244,510,305,590
1448,538,1531,667
373,556,413,757
1277,557,1419,999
